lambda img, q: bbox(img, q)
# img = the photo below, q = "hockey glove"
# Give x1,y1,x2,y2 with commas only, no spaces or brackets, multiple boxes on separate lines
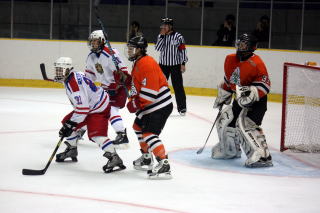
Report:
213,84,233,108
126,97,140,113
236,85,259,108
114,70,132,90
105,83,117,97
59,120,78,137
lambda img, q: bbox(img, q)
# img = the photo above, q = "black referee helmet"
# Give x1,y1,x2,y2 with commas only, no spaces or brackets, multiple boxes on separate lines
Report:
161,17,173,26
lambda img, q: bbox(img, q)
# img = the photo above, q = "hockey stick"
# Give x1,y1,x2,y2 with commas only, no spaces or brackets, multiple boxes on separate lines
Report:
93,0,120,72
196,105,223,154
22,137,64,175
93,0,129,97
40,63,54,82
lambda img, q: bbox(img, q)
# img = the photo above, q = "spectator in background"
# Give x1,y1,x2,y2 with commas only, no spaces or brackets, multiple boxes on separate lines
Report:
128,21,143,41
213,14,236,46
252,15,270,48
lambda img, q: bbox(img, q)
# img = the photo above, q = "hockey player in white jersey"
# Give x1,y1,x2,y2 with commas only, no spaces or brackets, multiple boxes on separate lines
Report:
54,57,126,173
85,30,131,149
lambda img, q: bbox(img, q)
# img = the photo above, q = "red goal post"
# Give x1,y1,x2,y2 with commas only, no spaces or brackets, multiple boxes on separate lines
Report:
280,62,320,152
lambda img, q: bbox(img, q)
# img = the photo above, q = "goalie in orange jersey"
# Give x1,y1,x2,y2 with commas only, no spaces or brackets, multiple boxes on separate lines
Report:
125,36,173,179
212,33,273,168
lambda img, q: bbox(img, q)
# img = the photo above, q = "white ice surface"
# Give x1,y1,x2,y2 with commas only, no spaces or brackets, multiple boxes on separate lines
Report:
0,87,319,213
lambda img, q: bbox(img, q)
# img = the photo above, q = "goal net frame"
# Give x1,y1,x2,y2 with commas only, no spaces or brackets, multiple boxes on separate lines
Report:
280,62,320,152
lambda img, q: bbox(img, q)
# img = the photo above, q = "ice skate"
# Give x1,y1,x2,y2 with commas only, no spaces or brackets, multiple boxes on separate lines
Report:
179,109,186,116
133,150,153,171
113,129,129,149
245,155,273,168
147,157,172,180
103,152,126,173
56,142,78,162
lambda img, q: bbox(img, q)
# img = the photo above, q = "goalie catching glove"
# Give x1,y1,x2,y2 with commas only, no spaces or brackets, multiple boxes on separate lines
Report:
236,85,259,108
59,120,77,137
213,83,233,108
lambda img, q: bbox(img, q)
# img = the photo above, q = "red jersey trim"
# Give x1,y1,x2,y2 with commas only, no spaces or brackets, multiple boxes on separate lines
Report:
85,69,96,76
68,75,80,92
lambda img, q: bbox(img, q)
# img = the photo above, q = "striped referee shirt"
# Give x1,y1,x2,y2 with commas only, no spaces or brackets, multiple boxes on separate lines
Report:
155,31,188,66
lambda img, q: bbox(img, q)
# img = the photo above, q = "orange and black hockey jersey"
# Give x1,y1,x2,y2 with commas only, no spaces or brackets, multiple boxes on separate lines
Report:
222,53,271,98
131,55,172,119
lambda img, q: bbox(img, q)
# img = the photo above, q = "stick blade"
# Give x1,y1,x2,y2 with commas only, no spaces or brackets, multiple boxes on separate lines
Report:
40,63,54,81
22,169,45,176
196,148,204,154
40,63,48,80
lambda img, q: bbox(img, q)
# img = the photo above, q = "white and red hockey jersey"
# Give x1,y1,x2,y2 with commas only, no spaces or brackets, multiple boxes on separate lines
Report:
85,46,128,88
64,70,110,124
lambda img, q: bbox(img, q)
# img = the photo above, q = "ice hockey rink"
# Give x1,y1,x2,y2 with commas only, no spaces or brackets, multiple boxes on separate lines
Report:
1,86,320,213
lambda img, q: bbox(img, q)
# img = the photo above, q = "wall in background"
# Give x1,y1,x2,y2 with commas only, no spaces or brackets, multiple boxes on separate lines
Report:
0,39,319,94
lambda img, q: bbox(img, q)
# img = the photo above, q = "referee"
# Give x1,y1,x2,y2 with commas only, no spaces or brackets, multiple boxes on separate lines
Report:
155,18,188,116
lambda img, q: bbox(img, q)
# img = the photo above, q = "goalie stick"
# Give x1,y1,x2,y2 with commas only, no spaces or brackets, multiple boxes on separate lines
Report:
40,63,54,82
196,105,223,154
22,137,64,175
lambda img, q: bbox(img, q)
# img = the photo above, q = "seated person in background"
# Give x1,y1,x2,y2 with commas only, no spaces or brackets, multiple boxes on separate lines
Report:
252,15,270,48
213,14,236,47
128,21,143,41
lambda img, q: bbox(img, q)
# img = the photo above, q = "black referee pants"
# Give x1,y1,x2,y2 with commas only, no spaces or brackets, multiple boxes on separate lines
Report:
160,64,186,112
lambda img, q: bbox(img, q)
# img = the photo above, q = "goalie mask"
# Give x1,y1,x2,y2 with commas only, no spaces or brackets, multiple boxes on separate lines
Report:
126,36,148,61
54,57,73,82
235,33,257,61
88,30,106,53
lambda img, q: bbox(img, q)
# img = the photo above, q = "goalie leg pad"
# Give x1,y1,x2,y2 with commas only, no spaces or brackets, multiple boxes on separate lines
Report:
212,106,242,159
237,109,272,167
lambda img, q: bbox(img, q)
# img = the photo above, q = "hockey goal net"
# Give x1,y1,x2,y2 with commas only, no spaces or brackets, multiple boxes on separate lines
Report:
281,62,320,152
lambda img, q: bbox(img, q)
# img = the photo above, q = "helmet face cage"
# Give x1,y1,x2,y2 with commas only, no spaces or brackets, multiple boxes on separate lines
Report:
125,45,137,62
235,39,249,52
126,36,148,61
235,34,257,53
54,57,73,82
88,30,106,53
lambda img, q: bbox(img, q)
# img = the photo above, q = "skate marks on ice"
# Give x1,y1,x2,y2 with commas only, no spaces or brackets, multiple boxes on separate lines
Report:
169,147,320,178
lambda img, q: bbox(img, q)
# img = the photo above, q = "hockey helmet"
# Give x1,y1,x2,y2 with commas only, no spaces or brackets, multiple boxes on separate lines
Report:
126,36,148,61
88,30,106,53
54,57,73,82
235,33,257,61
